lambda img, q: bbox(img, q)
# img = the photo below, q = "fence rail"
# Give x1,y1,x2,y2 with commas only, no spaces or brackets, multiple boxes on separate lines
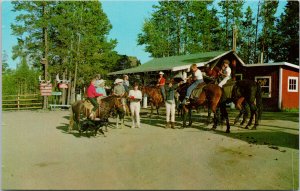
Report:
2,94,43,110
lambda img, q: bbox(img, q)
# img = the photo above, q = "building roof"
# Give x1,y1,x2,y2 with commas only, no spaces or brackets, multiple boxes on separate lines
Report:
108,50,232,75
242,61,299,70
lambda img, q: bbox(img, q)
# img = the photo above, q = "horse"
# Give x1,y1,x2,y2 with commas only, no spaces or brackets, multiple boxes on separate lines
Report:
176,79,210,127
201,79,263,133
69,95,125,136
140,85,164,117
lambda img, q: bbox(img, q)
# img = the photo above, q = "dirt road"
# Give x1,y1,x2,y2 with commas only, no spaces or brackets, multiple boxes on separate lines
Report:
2,109,299,190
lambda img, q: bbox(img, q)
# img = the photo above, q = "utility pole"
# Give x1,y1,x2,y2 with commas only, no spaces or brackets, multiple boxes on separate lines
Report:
42,2,49,109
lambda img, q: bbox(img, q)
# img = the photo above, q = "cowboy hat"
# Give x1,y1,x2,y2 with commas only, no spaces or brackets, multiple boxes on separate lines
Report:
114,78,123,84
159,71,164,75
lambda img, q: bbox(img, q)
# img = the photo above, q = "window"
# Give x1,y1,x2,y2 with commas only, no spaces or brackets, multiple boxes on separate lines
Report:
235,74,243,81
288,76,298,92
255,76,271,98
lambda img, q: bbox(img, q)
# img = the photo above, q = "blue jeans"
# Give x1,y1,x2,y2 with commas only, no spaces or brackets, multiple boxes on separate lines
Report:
186,79,203,98
160,86,166,100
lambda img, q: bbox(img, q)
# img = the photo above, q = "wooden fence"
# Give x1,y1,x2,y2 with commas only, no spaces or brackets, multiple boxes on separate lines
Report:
2,94,43,110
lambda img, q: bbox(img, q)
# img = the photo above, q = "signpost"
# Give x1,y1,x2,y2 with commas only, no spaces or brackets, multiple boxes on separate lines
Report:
40,83,52,96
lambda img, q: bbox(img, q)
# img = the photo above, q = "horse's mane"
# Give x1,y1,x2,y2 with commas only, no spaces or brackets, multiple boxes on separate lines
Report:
101,95,119,102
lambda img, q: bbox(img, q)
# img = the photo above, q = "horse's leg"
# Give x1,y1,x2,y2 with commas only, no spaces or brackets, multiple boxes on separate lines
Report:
188,107,192,126
233,110,243,125
245,102,256,129
240,103,249,125
156,105,159,116
206,107,212,125
150,103,153,118
182,106,188,128
220,103,230,133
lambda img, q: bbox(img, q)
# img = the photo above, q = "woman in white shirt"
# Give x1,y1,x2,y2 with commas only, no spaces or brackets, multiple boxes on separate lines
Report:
218,59,231,87
128,82,143,128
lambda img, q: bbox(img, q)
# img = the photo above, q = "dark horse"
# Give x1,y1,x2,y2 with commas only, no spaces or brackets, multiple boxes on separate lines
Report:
140,85,164,117
201,79,263,133
69,95,125,136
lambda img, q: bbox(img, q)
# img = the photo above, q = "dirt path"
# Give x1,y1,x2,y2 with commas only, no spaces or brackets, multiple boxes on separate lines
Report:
2,109,299,190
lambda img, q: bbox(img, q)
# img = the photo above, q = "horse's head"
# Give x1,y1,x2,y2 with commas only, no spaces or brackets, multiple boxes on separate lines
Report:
177,82,189,102
204,66,221,79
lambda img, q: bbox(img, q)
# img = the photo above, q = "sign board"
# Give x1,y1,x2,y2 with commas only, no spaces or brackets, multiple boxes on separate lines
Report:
51,91,62,96
59,83,68,89
40,83,52,96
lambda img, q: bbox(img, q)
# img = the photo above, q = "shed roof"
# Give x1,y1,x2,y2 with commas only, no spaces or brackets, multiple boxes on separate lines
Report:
108,50,231,75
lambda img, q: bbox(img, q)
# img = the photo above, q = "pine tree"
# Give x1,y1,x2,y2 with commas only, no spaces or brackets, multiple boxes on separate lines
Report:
270,1,299,64
258,0,279,62
240,6,256,64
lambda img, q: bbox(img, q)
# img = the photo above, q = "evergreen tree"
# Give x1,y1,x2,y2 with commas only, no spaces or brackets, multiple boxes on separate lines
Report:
257,0,279,62
240,6,256,64
270,1,299,64
218,0,244,50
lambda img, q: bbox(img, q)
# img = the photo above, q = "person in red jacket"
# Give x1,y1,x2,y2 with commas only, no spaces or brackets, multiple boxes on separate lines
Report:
87,78,103,118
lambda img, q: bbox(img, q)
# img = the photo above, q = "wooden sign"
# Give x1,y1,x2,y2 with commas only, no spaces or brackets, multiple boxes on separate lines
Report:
40,83,52,96
58,83,68,89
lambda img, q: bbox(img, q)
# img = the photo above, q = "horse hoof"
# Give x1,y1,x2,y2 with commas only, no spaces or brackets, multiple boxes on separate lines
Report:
245,126,249,129
251,126,257,130
226,130,230,133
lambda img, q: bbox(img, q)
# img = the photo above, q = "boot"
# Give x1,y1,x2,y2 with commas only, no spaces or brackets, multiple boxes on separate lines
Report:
165,122,170,128
171,122,176,129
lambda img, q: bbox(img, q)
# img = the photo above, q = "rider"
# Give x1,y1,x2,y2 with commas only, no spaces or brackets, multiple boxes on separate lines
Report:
182,64,204,105
156,71,166,101
218,59,231,87
87,78,103,118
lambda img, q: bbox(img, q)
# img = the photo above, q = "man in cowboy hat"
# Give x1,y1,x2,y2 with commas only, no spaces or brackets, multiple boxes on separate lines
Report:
156,71,166,101
113,78,125,97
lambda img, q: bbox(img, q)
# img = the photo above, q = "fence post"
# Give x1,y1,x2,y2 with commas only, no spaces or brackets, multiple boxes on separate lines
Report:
17,94,20,110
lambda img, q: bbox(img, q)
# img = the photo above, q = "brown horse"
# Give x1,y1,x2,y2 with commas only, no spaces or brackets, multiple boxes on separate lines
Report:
176,80,209,127
202,79,263,133
140,85,164,117
69,95,125,136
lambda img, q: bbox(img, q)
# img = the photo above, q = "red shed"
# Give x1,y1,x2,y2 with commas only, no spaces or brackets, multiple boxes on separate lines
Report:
233,61,299,111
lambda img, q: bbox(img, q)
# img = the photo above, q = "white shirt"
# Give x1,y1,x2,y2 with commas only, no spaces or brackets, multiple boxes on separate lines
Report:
223,67,231,78
128,90,142,101
194,69,203,80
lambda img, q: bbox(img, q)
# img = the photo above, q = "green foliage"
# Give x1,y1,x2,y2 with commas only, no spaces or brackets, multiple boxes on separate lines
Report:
258,0,279,62
270,1,299,64
138,1,221,58
2,61,40,95
10,1,120,93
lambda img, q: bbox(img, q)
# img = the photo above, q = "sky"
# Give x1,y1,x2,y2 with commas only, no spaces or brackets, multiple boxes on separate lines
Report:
1,0,286,69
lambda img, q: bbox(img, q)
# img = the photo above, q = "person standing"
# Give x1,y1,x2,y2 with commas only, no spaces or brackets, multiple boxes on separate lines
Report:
218,59,231,87
156,71,166,101
182,64,204,104
86,78,103,118
165,78,179,129
123,74,130,93
128,82,143,128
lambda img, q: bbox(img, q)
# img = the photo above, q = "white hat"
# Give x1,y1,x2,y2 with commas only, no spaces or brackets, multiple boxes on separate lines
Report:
159,71,164,75
114,78,123,84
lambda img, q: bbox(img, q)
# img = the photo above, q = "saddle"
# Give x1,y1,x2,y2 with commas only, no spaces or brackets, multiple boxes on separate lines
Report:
222,79,236,100
83,97,103,119
190,82,206,99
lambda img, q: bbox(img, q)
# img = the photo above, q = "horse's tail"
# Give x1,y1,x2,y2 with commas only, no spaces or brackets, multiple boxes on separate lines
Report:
69,103,75,132
256,82,263,121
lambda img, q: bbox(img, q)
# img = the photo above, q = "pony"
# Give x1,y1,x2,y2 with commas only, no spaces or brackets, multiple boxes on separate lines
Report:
69,95,125,136
140,85,164,117
201,79,263,133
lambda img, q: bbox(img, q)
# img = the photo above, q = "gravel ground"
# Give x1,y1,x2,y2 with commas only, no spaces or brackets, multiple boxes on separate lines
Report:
1,109,299,190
